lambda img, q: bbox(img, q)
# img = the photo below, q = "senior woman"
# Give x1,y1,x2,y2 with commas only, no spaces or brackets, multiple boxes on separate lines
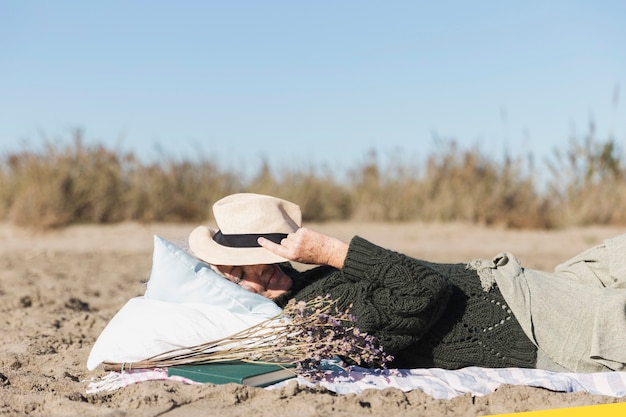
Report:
189,193,626,373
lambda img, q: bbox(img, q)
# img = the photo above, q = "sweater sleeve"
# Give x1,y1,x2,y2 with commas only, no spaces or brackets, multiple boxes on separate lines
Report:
293,236,453,355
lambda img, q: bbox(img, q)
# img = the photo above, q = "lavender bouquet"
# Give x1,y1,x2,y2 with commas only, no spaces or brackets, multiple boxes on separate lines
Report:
102,296,392,376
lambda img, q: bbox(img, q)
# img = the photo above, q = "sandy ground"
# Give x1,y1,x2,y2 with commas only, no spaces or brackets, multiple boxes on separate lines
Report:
2,221,626,416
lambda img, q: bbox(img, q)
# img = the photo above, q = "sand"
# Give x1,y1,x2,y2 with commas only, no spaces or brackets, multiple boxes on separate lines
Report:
1,221,625,416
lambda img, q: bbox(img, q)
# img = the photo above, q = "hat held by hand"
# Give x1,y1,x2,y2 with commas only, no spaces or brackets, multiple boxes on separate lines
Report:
189,193,302,265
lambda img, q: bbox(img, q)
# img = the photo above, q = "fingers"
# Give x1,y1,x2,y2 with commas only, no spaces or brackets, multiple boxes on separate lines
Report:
257,235,290,258
258,228,310,263
258,227,348,267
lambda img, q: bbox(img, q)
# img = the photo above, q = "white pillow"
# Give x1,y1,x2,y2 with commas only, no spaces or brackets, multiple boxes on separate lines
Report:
87,297,267,370
144,235,281,317
87,235,283,370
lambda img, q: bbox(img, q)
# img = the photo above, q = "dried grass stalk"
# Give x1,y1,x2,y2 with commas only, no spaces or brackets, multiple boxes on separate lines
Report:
102,296,391,374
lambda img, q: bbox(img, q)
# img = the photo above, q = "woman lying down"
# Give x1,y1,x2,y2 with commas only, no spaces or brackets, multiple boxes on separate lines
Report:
187,193,626,373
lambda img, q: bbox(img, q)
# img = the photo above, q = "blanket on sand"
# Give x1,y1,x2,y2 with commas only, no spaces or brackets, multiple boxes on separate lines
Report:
86,366,626,400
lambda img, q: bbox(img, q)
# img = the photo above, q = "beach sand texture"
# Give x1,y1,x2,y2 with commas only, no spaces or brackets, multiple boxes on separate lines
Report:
2,221,625,416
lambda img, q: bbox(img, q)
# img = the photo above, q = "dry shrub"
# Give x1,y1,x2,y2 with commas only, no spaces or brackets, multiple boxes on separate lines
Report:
349,150,425,221
1,128,625,230
552,183,626,227
246,161,352,222
348,144,549,228
6,137,127,228
545,125,626,227
419,143,549,228
123,159,240,223
9,177,71,229
1,132,241,229
0,164,12,220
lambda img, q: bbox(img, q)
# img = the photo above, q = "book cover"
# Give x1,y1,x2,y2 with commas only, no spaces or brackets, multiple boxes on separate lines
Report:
167,361,297,387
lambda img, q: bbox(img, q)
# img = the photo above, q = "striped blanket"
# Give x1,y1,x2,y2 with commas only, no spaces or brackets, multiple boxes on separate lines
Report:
86,366,626,400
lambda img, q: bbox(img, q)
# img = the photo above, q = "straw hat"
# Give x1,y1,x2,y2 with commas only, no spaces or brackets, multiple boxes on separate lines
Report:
189,193,302,265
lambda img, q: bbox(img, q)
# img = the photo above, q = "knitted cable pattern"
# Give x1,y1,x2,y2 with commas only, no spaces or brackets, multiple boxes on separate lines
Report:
394,261,537,369
276,236,536,370
286,236,453,357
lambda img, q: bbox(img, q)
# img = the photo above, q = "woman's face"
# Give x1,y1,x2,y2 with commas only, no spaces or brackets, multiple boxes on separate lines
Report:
214,263,293,299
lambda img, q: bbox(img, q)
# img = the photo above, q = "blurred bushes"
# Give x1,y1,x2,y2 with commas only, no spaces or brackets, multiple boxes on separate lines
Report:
1,129,624,230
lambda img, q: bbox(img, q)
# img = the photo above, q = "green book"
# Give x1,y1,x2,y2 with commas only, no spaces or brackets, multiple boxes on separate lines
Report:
167,361,297,387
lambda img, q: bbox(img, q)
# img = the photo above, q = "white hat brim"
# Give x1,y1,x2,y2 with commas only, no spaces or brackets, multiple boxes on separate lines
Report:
188,225,289,266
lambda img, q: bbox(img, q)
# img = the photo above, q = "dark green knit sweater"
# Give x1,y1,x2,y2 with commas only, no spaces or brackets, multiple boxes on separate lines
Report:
275,236,536,370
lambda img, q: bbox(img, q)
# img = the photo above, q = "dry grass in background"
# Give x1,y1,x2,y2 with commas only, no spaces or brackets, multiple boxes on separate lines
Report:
1,127,624,230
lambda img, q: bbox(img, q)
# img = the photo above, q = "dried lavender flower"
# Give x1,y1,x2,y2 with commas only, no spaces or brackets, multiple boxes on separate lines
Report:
102,295,392,377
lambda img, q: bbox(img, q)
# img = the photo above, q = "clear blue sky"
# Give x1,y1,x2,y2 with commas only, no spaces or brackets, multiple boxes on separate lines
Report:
1,1,624,176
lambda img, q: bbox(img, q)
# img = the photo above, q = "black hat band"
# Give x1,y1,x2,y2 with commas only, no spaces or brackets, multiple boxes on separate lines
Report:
212,231,287,248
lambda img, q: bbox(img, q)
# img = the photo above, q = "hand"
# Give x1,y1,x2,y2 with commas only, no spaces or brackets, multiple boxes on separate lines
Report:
258,227,348,269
